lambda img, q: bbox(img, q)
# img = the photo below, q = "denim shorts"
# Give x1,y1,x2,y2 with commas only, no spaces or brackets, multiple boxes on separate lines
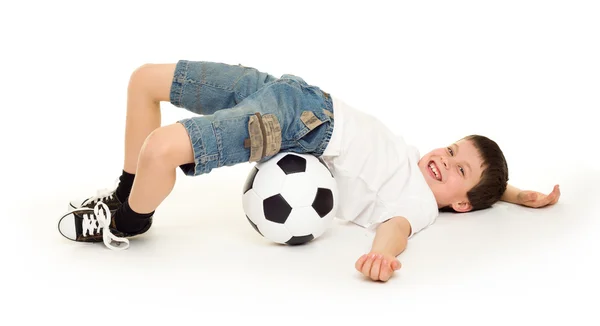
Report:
169,60,335,176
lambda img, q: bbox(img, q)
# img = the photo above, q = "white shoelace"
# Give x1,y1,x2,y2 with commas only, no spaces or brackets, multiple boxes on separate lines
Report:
82,186,117,207
79,178,120,207
81,202,130,250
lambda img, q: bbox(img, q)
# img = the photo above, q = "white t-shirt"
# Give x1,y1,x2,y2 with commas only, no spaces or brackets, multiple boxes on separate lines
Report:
320,96,439,238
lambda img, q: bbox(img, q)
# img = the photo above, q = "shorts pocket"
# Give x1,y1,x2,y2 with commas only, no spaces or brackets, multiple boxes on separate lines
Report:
245,112,283,162
295,109,332,152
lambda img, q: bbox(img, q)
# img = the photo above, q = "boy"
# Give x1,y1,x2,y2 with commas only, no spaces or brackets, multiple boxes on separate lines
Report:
58,60,561,282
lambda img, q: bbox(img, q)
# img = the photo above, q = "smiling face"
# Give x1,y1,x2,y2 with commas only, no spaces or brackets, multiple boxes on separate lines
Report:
418,138,486,212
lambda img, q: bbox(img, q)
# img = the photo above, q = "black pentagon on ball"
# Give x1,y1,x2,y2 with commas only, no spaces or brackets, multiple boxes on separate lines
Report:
286,234,314,245
243,166,259,194
277,153,306,175
263,194,292,224
312,188,334,217
246,215,263,237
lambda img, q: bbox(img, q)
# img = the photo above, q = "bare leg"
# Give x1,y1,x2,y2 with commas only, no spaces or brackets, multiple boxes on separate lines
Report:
124,64,177,173
128,122,194,214
122,63,194,213
62,63,201,245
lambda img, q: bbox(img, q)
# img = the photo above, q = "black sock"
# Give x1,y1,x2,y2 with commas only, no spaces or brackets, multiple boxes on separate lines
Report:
113,198,154,234
115,170,135,203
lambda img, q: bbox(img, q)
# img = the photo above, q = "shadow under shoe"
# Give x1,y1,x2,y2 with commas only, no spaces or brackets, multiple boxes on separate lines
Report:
58,202,152,250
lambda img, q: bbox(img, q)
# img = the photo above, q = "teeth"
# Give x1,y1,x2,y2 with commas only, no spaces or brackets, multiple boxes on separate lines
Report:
429,162,440,180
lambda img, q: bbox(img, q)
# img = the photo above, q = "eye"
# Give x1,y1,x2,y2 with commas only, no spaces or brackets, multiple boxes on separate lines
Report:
447,147,454,156
459,166,465,176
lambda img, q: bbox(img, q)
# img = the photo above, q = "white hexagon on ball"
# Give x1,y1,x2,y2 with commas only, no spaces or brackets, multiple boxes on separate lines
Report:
255,219,293,244
279,173,318,208
251,161,286,199
284,206,327,238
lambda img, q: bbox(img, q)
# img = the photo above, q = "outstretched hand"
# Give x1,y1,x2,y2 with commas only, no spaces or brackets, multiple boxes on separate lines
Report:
355,252,401,282
516,184,561,208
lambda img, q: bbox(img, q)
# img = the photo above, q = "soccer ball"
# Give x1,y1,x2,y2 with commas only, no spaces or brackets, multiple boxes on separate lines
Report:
242,152,338,245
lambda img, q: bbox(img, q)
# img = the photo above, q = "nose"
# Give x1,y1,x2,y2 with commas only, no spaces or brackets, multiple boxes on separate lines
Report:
440,156,450,169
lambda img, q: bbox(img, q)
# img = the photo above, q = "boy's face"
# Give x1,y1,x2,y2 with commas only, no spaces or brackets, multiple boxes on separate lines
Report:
418,138,485,212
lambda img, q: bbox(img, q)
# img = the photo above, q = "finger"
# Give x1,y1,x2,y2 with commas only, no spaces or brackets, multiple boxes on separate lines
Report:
539,194,552,207
370,255,383,280
355,254,367,272
550,186,561,204
359,256,369,276
540,185,560,207
545,187,558,206
550,185,560,200
391,259,402,270
379,260,393,282
361,254,375,277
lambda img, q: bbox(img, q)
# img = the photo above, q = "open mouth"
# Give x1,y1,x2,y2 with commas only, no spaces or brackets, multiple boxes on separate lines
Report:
428,161,442,181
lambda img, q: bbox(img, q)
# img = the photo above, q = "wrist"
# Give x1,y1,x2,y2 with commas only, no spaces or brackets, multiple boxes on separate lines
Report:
501,184,521,204
368,249,397,258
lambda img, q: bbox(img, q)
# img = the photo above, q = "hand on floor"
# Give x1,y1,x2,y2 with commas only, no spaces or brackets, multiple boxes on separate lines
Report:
355,252,401,282
517,184,561,208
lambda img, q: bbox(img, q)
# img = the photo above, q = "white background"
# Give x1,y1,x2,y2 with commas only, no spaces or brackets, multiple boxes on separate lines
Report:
1,0,599,324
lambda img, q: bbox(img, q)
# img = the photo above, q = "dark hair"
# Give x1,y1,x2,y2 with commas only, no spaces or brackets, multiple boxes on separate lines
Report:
441,134,509,213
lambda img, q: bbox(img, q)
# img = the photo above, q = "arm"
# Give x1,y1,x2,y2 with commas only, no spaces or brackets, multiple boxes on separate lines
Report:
355,216,411,282
501,183,561,208
501,184,521,204
370,216,410,257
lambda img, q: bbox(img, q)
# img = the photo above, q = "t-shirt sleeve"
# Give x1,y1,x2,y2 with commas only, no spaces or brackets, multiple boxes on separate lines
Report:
399,204,436,239
399,203,436,239
372,199,438,239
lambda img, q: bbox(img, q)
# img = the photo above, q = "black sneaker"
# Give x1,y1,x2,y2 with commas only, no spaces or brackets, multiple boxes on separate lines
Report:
58,202,152,250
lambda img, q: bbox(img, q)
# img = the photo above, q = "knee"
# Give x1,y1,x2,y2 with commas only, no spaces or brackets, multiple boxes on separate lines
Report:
128,64,152,88
138,124,194,168
138,127,176,167
127,63,173,102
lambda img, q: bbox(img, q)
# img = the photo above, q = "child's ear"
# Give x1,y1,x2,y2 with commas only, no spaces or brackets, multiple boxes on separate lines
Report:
451,201,472,213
